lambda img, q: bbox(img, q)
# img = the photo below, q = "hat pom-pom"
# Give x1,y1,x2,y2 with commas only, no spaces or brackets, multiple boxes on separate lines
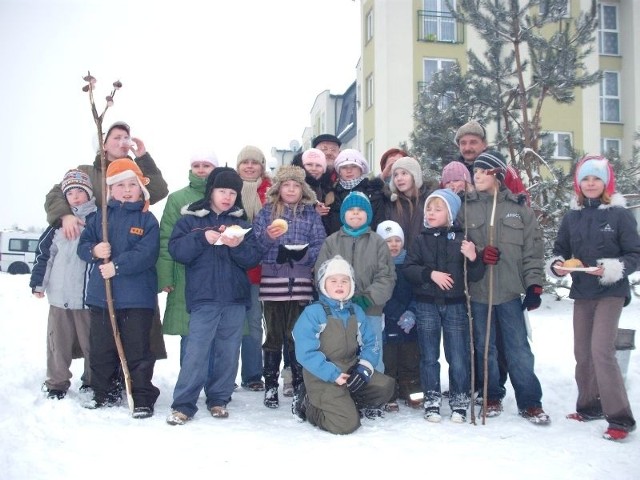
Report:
390,193,398,202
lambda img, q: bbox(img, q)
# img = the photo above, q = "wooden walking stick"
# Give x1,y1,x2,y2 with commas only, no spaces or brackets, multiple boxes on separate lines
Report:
462,190,476,425
481,172,500,425
82,72,134,411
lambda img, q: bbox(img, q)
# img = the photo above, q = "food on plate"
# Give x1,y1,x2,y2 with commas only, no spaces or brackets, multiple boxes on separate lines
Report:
270,219,288,232
226,225,243,231
563,258,584,268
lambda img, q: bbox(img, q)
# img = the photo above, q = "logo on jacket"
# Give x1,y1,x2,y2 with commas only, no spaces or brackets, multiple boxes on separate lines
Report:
505,212,521,220
130,227,144,236
601,223,614,233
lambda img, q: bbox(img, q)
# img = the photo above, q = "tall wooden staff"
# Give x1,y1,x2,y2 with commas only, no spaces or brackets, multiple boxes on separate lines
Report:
462,190,476,425
82,72,134,411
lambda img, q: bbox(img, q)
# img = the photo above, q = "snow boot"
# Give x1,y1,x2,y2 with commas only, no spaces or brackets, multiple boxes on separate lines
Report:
263,350,282,409
519,406,551,425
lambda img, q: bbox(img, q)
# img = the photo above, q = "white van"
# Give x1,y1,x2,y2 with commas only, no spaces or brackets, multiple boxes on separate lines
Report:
0,230,42,274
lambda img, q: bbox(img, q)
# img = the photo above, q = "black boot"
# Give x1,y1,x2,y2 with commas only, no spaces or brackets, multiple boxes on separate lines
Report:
263,350,282,409
288,350,306,420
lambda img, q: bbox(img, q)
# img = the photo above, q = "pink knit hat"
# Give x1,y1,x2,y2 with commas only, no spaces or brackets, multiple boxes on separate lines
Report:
440,161,472,187
301,148,327,173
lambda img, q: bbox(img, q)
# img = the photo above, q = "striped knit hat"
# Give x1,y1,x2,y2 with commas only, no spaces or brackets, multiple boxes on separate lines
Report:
473,150,508,182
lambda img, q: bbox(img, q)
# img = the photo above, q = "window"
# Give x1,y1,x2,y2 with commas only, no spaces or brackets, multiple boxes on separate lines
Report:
423,58,456,109
366,74,374,109
423,0,456,42
541,131,573,159
600,71,620,122
366,140,374,171
601,138,621,156
366,9,374,43
599,4,619,55
540,0,570,17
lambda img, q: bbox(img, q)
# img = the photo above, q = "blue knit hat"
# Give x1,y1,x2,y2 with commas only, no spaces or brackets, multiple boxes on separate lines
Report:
424,188,462,227
340,191,373,227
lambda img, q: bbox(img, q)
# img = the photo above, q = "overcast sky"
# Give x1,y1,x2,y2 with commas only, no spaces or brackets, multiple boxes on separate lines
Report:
0,0,360,229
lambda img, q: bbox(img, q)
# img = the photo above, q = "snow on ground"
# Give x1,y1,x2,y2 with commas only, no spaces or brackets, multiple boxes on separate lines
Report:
0,272,638,479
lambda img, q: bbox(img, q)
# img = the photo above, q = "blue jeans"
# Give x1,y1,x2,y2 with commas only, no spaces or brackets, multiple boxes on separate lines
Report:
367,314,384,372
471,299,542,410
180,335,215,380
171,303,244,417
239,284,264,384
415,302,470,410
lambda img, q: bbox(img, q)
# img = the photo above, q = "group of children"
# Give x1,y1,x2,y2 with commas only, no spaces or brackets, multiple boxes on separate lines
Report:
31,127,637,440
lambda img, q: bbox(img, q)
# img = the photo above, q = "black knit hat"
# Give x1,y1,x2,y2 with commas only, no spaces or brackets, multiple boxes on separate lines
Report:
312,134,341,148
188,167,245,216
473,150,507,182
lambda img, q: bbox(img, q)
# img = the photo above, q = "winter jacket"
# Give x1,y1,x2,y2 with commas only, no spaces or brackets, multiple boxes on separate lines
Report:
78,199,160,310
462,187,543,304
324,176,387,234
30,199,97,309
293,295,377,383
383,184,432,251
382,251,418,344
548,194,640,302
315,228,395,315
45,153,168,226
403,221,485,304
156,171,207,336
168,204,261,312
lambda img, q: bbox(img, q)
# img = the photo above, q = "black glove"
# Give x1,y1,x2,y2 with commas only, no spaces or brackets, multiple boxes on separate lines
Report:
481,245,500,265
522,285,543,311
346,363,373,393
276,244,309,266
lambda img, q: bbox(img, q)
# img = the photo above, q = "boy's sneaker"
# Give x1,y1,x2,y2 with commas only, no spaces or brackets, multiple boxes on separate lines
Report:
82,394,121,409
384,401,400,413
603,428,628,441
359,407,384,419
132,406,154,419
281,367,294,397
406,392,424,409
566,412,605,422
210,406,229,419
241,380,265,392
424,406,441,423
520,407,551,425
482,399,503,417
46,389,66,400
450,409,467,424
166,410,190,426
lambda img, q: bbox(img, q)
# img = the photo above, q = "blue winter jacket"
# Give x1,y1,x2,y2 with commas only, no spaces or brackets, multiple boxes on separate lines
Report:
293,295,378,383
78,199,159,310
168,205,261,312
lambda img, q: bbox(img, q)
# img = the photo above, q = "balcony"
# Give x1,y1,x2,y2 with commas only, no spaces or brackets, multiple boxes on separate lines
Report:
418,10,464,44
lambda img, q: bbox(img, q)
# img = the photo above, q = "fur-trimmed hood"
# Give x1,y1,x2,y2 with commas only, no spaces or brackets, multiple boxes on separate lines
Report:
569,192,626,210
267,165,317,205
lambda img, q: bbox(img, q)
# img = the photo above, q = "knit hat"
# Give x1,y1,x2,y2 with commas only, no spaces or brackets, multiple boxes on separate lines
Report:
440,161,472,187
474,150,508,182
454,120,486,145
316,255,355,301
312,134,341,148
237,145,266,170
61,169,93,199
212,169,243,194
105,158,150,211
301,148,327,173
334,149,370,176
376,220,405,245
574,154,616,196
424,188,462,227
389,157,423,201
190,151,218,168
188,166,245,214
340,191,373,227
105,121,130,140
266,165,317,205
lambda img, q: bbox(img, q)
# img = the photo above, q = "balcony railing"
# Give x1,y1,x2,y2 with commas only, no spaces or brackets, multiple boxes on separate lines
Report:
418,10,464,44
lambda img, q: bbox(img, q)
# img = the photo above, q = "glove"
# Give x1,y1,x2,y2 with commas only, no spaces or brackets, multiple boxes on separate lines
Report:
397,311,416,334
481,245,500,265
522,284,543,311
346,363,373,393
352,295,372,311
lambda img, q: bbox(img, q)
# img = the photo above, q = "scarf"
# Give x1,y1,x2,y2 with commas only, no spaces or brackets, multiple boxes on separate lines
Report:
393,249,407,265
241,179,263,221
339,176,365,191
341,224,370,237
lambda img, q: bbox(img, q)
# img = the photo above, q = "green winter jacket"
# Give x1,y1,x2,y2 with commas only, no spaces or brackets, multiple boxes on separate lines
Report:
315,228,396,316
45,152,169,226
157,171,208,336
462,187,544,305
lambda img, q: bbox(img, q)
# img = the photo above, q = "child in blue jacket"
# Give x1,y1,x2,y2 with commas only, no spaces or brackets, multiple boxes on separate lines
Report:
77,159,160,419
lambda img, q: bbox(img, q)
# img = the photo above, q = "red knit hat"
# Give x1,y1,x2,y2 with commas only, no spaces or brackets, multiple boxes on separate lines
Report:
106,158,150,211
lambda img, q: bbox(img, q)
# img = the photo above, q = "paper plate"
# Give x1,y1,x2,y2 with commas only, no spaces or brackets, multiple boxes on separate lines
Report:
214,227,251,245
562,266,598,272
284,244,309,251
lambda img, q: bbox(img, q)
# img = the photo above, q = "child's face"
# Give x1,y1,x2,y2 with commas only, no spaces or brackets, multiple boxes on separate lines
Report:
65,188,90,207
325,274,351,301
191,162,215,179
344,207,368,229
110,178,142,203
580,176,605,199
338,164,363,181
279,180,303,204
103,127,131,161
473,168,498,193
445,179,467,194
393,168,414,193
210,188,238,214
425,198,449,228
385,236,403,257
237,159,262,181
303,161,324,180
